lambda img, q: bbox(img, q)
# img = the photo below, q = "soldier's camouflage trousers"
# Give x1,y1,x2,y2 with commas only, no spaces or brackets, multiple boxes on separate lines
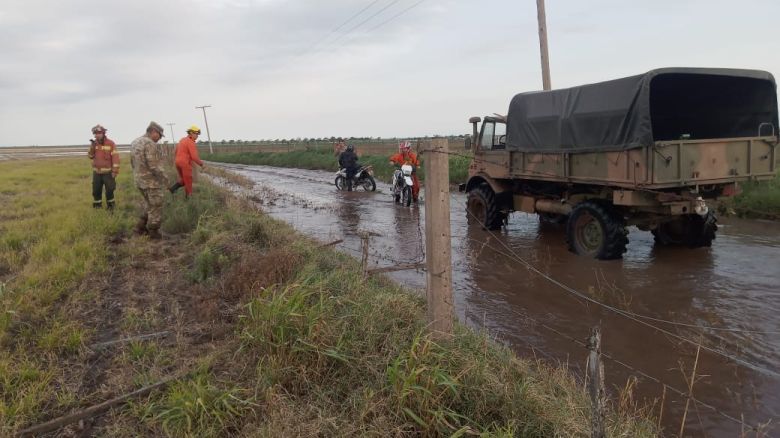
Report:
92,173,116,209
138,188,164,230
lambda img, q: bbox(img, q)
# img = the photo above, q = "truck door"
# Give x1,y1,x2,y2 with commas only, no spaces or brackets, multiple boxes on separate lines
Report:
476,120,509,176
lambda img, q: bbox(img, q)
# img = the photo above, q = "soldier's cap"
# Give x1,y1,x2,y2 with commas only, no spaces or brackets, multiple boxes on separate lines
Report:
147,121,165,137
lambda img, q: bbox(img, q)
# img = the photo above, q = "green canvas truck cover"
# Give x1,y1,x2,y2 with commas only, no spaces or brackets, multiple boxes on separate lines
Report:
505,67,778,153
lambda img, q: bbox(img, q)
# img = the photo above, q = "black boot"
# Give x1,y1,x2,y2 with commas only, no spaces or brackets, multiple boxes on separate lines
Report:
134,215,148,236
93,201,102,209
147,226,162,240
107,201,115,212
169,182,183,194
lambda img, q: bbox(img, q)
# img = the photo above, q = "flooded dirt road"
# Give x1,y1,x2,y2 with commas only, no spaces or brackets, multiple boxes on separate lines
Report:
213,162,780,437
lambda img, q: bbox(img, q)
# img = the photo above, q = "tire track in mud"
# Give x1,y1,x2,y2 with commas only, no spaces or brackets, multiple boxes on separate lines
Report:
56,232,239,437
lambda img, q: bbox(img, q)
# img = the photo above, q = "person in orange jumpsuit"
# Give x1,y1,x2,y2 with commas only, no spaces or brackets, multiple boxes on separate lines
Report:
169,125,205,197
389,140,420,202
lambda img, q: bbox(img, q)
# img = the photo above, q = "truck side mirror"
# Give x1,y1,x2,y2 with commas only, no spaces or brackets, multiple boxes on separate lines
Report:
467,116,482,151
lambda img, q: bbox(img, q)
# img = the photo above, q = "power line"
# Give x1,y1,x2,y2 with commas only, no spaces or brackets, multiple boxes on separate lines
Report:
329,0,385,34
312,0,405,55
299,0,384,56
364,0,427,33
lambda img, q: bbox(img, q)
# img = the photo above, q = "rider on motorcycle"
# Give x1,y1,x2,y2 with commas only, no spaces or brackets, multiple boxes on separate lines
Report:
338,144,360,191
389,140,420,202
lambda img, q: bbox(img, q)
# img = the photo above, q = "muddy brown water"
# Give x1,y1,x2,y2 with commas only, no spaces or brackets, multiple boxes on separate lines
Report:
212,162,780,437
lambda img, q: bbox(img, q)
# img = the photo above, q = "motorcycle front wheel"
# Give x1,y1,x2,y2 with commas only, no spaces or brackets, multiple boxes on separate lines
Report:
402,186,412,207
361,175,376,192
335,176,347,191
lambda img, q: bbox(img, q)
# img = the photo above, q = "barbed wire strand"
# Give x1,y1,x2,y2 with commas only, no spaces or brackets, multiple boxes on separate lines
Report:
449,230,780,335
508,307,764,431
451,204,780,380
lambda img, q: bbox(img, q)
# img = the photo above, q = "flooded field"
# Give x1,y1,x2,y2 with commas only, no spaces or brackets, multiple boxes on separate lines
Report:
0,145,131,161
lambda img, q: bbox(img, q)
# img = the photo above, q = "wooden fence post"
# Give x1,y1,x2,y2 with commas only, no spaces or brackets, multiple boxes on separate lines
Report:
360,232,370,279
423,138,454,340
678,342,702,438
587,326,606,438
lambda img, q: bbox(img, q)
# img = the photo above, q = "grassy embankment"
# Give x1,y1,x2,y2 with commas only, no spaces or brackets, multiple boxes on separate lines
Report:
719,173,780,219
203,148,472,186
0,157,657,436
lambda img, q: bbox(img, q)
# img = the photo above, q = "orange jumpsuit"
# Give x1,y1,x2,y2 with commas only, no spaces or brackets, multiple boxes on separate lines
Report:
174,136,204,195
390,151,420,200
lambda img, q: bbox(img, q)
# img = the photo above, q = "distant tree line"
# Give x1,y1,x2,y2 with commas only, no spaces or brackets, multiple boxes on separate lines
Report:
195,135,467,145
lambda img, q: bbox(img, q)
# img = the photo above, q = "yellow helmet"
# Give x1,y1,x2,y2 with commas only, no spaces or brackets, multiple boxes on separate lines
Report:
186,125,201,134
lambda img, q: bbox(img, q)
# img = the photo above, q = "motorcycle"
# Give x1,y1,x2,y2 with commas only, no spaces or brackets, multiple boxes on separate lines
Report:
391,164,415,207
335,165,376,191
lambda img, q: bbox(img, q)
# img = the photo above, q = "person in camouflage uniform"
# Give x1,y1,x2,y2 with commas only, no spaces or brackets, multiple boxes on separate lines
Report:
131,121,167,239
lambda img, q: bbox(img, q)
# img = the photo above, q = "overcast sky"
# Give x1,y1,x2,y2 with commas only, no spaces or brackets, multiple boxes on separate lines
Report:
1,0,779,146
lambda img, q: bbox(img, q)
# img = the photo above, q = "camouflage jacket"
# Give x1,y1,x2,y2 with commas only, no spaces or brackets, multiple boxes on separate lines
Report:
131,134,168,189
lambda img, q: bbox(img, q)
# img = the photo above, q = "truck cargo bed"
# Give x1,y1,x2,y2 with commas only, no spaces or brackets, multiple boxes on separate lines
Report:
497,136,779,190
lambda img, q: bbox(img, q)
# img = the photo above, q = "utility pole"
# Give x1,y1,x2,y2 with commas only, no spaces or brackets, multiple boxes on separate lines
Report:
536,0,552,90
165,123,176,157
195,105,214,153
166,123,176,141
423,138,454,340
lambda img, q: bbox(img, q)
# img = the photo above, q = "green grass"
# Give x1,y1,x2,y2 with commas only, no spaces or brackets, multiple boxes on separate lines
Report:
0,159,138,430
204,148,473,185
723,173,780,219
143,373,253,437
0,157,657,436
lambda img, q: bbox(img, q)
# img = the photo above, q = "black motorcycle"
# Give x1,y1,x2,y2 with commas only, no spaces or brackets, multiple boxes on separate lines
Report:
335,165,376,191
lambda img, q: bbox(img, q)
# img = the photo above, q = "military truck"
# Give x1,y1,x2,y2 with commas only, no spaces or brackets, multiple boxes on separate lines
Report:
461,68,779,259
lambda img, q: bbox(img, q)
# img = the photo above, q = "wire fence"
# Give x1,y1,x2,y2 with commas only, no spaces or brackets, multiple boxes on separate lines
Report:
213,156,777,435
321,226,772,433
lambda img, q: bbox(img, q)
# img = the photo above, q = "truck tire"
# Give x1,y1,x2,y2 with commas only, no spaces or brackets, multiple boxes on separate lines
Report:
566,201,628,259
652,212,717,248
467,184,507,230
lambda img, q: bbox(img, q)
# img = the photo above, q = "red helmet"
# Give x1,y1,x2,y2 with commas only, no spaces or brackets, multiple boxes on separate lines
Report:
91,124,107,134
399,140,412,152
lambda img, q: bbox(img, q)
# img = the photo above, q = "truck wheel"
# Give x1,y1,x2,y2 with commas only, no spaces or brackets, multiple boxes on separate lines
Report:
566,201,628,259
652,212,717,248
467,184,507,230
